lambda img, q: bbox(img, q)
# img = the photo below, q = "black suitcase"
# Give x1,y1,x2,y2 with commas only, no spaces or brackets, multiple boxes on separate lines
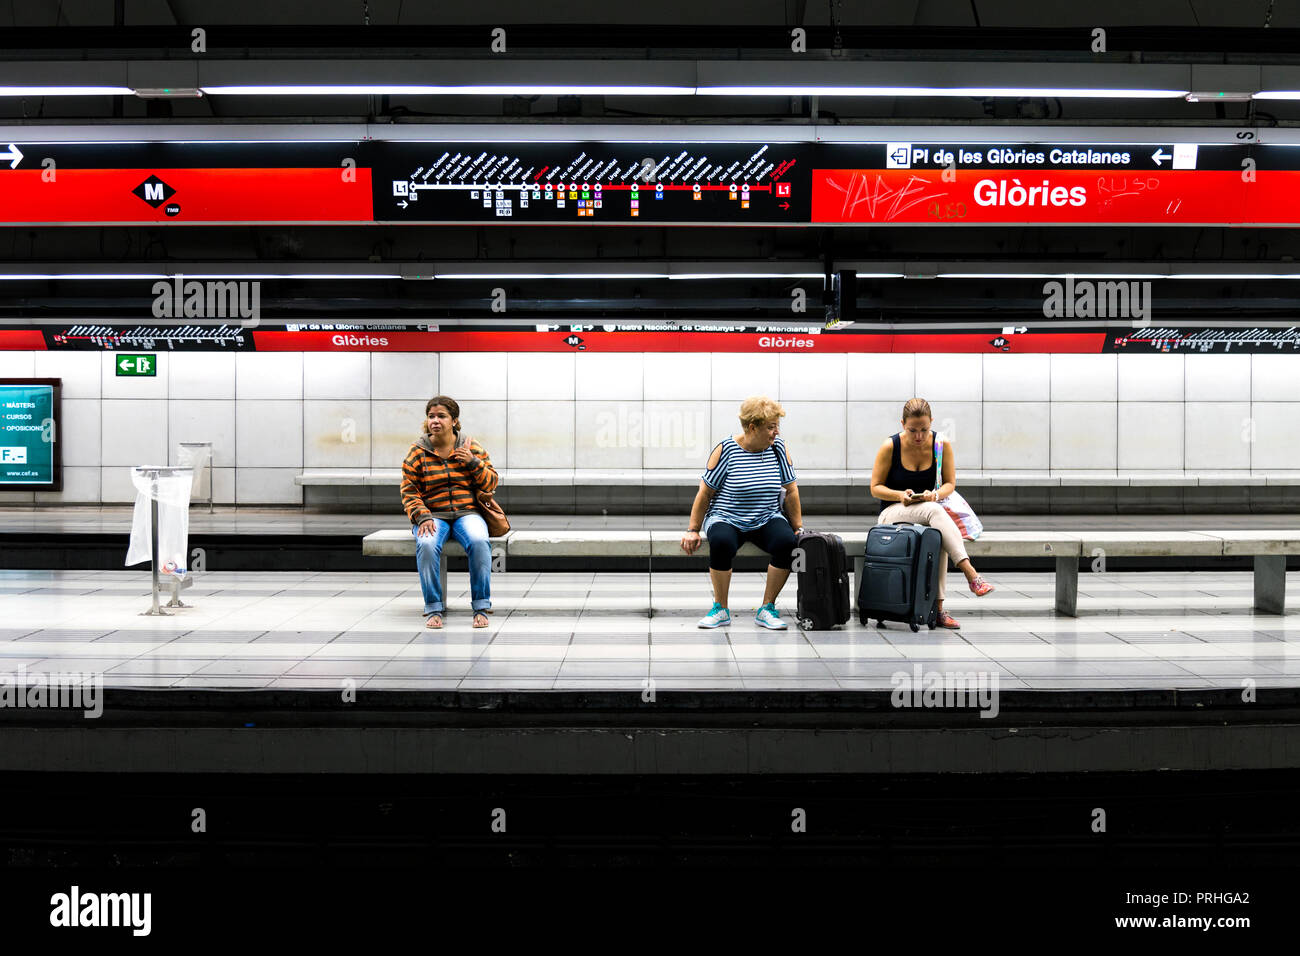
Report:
795,531,851,630
857,522,942,632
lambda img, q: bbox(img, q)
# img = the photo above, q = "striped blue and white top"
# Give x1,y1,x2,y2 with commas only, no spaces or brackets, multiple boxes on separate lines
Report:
700,435,798,534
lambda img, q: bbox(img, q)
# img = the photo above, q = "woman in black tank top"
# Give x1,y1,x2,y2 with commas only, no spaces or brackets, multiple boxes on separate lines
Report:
869,398,995,628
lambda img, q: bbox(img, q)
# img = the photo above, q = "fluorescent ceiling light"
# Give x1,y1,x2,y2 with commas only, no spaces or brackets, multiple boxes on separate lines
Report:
434,272,670,280
936,272,1168,279
133,87,203,98
0,272,399,280
202,85,693,96
1166,273,1300,279
1253,91,1300,100
668,272,829,280
0,273,169,280
0,86,132,96
697,86,1188,98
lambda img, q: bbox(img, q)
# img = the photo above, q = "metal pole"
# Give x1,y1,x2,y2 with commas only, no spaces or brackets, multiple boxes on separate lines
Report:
139,476,173,616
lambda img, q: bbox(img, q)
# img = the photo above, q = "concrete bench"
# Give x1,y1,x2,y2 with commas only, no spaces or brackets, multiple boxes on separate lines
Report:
364,528,1299,617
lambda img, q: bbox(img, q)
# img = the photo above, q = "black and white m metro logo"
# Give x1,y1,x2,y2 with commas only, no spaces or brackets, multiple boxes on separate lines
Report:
132,175,176,208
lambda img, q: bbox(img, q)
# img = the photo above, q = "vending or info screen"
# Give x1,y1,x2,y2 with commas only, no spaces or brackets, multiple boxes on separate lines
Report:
0,383,57,486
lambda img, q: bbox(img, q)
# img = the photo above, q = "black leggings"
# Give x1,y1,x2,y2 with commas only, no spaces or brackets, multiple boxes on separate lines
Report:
706,517,797,571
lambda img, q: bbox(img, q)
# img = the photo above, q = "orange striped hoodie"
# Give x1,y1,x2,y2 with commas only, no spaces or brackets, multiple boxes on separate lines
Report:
401,432,499,524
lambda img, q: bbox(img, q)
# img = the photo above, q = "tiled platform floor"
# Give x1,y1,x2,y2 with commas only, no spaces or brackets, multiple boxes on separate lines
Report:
0,568,1297,692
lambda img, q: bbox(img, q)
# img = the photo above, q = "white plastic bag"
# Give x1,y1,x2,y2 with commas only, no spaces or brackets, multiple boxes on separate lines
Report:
934,435,983,540
125,468,193,576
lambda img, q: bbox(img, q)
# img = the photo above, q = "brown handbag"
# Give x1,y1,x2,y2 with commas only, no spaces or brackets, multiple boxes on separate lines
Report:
457,433,510,537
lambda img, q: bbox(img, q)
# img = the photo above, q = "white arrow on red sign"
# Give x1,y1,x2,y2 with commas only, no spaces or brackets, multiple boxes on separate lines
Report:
0,144,23,169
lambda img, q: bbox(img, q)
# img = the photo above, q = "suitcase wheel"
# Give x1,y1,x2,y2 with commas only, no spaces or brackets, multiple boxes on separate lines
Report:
909,621,919,632
875,619,885,629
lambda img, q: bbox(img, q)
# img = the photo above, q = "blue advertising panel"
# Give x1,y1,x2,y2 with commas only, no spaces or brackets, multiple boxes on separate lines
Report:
0,380,61,489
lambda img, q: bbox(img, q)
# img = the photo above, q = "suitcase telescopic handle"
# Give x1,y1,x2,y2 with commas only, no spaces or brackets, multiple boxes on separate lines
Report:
923,551,934,599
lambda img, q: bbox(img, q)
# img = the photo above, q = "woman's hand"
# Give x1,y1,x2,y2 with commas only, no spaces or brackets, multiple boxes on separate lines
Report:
919,489,938,503
681,530,702,554
451,446,475,465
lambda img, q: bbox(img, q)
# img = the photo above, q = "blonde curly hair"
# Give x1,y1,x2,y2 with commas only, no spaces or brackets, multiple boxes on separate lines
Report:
738,395,786,430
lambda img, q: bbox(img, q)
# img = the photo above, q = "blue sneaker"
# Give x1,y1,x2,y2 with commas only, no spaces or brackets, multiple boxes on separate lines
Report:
755,603,787,629
697,602,731,628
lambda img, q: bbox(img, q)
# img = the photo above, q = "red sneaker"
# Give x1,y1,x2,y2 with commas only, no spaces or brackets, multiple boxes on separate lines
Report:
969,575,994,597
936,610,961,629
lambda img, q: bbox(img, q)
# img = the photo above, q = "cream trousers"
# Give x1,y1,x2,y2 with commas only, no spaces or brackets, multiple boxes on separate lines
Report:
877,501,970,602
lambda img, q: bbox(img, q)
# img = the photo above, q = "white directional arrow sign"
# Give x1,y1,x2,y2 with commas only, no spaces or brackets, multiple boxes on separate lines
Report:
1001,326,1029,334
119,358,133,372
1151,148,1172,166
0,144,23,169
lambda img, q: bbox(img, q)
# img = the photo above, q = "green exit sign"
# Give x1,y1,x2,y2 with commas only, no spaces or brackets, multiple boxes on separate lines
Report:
115,354,157,376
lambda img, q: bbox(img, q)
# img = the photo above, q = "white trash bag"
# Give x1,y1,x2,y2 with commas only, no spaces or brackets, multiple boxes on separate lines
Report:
125,467,193,577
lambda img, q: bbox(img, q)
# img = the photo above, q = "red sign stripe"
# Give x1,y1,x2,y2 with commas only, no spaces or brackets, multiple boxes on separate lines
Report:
0,168,373,224
251,330,1107,353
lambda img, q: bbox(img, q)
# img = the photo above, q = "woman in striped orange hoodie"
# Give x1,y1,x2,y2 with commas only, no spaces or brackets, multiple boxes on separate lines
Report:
401,395,499,628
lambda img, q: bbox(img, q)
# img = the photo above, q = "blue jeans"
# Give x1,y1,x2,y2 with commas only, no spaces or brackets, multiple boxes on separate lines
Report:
411,513,492,615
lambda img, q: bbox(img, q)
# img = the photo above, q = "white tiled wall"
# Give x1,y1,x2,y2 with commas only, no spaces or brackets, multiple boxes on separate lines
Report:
1,350,1296,502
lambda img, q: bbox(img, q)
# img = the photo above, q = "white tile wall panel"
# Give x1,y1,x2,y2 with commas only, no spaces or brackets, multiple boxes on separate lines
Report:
711,353,779,401
59,399,101,467
167,400,235,467
304,351,371,400
371,352,439,401
371,400,429,470
1248,403,1300,469
235,468,303,505
1185,353,1249,402
0,351,35,377
915,353,982,402
438,352,506,400
1251,354,1300,402
234,400,302,468
575,353,644,401
507,353,575,401
846,403,913,471
1050,402,1118,470
1050,353,1117,401
1117,402,1183,470
449,400,508,470
1117,354,1184,402
235,352,302,400
34,466,99,504
982,354,1049,402
34,351,100,398
931,401,983,471
779,354,847,402
644,353,709,400
776,401,847,470
983,402,1051,470
167,352,234,400
507,401,574,468
641,401,711,468
100,400,167,466
575,401,645,469
303,400,371,468
1185,401,1252,471
846,353,914,402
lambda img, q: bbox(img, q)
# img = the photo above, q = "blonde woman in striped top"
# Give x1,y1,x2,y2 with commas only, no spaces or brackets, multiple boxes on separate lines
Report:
681,396,804,630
